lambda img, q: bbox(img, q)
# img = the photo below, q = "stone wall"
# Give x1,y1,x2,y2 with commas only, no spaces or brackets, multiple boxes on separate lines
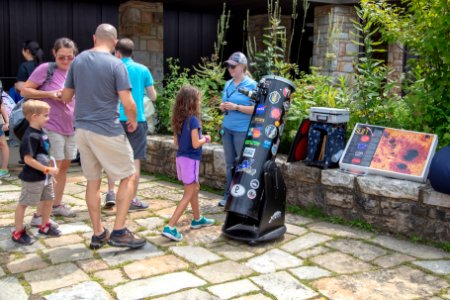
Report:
143,135,450,242
312,5,358,79
119,1,164,85
247,14,292,54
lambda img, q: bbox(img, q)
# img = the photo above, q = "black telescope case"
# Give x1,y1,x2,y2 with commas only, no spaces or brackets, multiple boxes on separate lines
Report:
222,75,296,245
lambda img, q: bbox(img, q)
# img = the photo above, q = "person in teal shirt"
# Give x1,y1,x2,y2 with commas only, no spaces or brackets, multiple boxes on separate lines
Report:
106,38,157,210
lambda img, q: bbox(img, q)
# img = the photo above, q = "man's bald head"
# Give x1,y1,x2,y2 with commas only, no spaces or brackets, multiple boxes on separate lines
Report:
94,24,117,42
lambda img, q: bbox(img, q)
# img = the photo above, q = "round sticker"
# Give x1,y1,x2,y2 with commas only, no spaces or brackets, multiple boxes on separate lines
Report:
271,144,278,156
250,179,260,189
269,91,281,104
247,189,257,199
230,184,246,197
275,121,280,127
265,125,277,139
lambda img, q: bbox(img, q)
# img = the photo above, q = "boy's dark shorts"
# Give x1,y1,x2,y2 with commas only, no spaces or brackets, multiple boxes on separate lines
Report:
121,121,148,160
19,180,55,206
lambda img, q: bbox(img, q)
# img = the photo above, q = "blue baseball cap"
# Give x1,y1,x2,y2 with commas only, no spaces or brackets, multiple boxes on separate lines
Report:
225,52,248,66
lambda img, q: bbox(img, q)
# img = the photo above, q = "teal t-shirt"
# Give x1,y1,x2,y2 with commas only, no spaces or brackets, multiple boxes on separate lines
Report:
119,57,154,122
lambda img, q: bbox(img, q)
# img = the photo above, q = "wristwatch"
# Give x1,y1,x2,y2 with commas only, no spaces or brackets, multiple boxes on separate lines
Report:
236,105,239,111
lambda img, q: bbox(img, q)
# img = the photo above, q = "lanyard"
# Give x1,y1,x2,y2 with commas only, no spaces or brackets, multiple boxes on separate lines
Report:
226,81,243,99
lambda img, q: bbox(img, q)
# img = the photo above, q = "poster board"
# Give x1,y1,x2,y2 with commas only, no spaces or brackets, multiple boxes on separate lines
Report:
339,123,438,182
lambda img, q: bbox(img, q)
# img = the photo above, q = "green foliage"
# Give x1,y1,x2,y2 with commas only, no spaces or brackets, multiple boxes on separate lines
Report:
361,0,450,145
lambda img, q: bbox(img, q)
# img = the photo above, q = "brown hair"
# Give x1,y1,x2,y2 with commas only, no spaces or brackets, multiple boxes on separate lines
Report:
53,37,78,55
115,38,134,57
171,85,202,134
22,100,50,120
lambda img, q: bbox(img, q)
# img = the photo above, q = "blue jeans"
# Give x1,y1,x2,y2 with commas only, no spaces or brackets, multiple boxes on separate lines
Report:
222,127,247,200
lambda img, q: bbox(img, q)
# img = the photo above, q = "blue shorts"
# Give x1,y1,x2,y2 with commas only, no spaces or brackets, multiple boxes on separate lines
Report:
121,121,148,160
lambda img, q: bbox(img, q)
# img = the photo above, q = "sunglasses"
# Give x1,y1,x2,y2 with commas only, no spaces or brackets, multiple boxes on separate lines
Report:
226,64,237,69
56,55,74,62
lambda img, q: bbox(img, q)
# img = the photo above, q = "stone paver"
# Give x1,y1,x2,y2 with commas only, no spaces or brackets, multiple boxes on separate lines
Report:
2,165,450,300
114,271,206,300
326,239,387,261
312,266,448,300
24,262,90,293
412,260,450,275
43,243,93,264
195,260,254,284
311,252,374,274
6,253,48,274
372,253,415,268
123,255,189,279
156,288,219,300
170,246,222,266
289,266,332,280
251,271,318,300
0,276,28,300
245,249,303,273
281,232,332,253
371,235,450,259
45,281,111,300
208,279,260,299
97,242,164,266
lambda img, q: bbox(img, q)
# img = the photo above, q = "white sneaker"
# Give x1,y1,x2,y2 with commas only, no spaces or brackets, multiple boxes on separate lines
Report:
30,214,59,228
52,204,76,217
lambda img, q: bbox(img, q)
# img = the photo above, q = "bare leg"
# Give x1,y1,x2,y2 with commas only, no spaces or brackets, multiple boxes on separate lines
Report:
52,159,71,206
0,137,9,170
114,174,135,230
86,179,103,235
168,183,197,227
107,177,115,193
189,183,201,220
40,200,53,226
14,204,27,232
133,160,140,199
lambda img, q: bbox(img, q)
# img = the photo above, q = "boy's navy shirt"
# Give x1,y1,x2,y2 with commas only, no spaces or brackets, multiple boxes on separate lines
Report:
19,126,50,182
176,116,202,161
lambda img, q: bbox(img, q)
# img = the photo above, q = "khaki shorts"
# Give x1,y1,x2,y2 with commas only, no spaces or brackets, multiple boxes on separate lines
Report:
46,130,78,161
19,180,55,206
75,128,135,181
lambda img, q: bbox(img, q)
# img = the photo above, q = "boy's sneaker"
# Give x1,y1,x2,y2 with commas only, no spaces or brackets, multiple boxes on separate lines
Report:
11,229,35,245
108,228,146,249
38,224,61,236
104,191,116,208
52,204,76,217
30,214,59,228
90,228,110,250
191,215,215,229
128,198,148,211
162,225,183,241
0,169,10,178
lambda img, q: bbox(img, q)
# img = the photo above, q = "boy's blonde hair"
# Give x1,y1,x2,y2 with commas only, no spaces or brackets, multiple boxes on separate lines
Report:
22,100,50,120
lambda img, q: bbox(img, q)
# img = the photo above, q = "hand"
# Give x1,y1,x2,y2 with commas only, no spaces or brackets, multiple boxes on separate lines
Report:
221,102,237,111
204,135,211,143
50,90,62,101
126,119,137,132
48,167,59,176
2,123,9,132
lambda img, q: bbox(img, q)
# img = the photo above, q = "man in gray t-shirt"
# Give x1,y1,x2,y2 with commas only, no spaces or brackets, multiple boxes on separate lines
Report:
61,23,146,249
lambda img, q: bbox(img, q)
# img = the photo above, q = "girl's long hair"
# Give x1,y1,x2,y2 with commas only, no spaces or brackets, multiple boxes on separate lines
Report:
171,85,201,135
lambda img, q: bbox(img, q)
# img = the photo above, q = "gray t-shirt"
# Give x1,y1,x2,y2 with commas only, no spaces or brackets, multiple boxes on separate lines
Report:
65,50,131,136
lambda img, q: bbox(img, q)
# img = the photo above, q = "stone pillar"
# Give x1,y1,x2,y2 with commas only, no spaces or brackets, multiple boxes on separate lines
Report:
387,42,404,93
312,5,357,79
119,1,163,85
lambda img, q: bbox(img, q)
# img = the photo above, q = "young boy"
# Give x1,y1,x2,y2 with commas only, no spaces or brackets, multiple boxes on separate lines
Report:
0,90,10,178
12,100,61,245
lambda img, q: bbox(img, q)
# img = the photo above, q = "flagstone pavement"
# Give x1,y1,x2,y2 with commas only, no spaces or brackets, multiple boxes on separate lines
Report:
0,165,449,300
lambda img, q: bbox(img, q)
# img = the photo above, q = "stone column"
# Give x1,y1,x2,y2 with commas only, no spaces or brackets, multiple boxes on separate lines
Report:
119,1,164,85
312,5,357,79
387,42,404,94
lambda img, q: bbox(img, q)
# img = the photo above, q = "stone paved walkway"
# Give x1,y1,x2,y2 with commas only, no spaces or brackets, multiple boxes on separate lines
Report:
0,165,449,300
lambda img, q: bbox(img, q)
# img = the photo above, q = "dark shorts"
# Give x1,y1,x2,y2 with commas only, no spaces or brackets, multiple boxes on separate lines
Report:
121,121,148,160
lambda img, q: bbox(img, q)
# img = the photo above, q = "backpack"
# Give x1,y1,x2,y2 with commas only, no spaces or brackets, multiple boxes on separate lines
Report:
287,118,311,162
12,62,57,140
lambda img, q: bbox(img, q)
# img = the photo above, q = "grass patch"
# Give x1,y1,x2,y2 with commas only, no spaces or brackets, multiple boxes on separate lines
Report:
287,204,375,232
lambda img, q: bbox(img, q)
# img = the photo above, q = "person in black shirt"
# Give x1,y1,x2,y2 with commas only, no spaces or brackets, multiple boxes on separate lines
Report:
12,100,60,245
14,41,44,95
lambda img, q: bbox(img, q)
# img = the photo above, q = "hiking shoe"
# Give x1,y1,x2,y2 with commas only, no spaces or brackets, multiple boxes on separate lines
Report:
90,228,110,250
128,198,148,211
104,191,116,208
11,229,35,245
30,214,59,228
108,228,146,249
218,199,226,207
191,215,215,229
162,225,183,241
0,169,10,178
38,224,61,236
52,204,76,217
